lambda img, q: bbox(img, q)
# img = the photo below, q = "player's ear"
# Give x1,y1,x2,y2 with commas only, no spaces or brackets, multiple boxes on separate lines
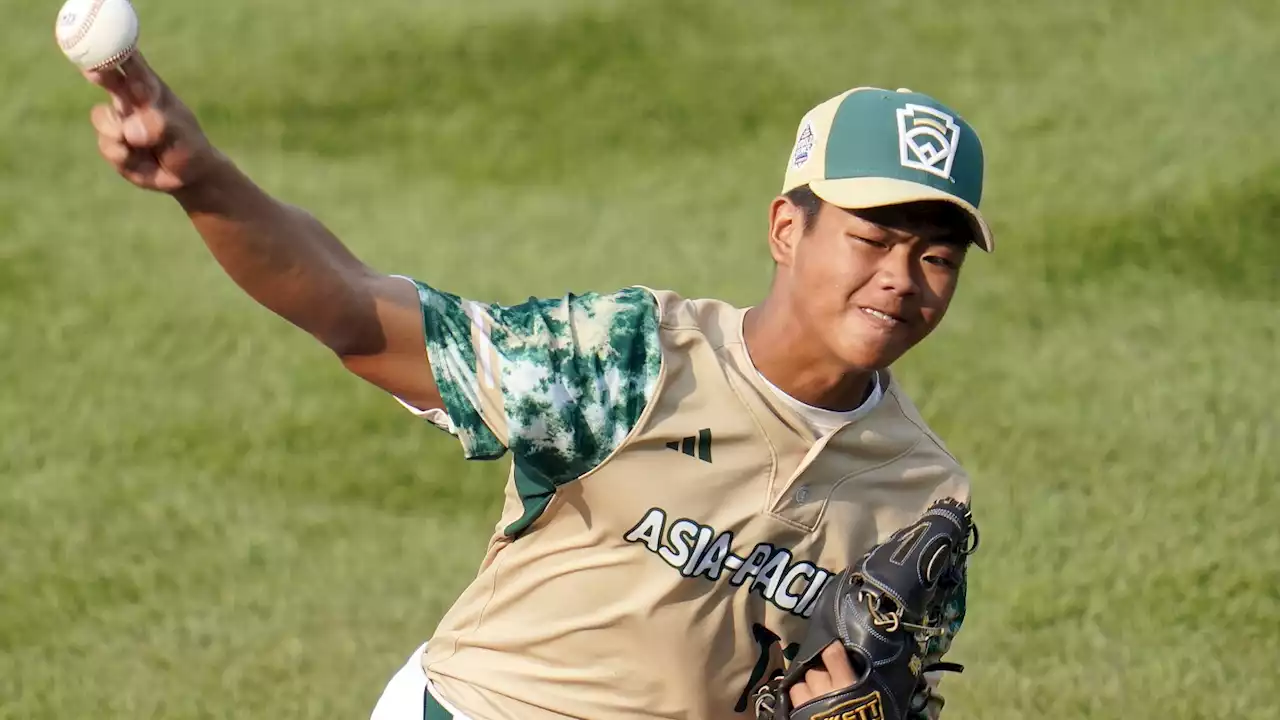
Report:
768,195,804,268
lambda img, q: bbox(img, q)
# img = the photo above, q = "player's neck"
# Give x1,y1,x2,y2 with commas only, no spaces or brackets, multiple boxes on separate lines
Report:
743,303,876,413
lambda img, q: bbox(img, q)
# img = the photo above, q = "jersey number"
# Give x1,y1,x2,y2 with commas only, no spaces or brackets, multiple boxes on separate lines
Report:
734,623,801,713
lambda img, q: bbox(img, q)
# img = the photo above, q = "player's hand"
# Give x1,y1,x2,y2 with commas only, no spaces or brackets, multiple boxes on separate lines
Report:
84,52,222,193
786,641,859,708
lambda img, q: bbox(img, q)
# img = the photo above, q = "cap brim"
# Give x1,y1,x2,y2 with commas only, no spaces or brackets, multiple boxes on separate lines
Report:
808,177,994,252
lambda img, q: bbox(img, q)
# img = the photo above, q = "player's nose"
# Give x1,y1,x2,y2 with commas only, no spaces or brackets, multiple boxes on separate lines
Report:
872,246,920,298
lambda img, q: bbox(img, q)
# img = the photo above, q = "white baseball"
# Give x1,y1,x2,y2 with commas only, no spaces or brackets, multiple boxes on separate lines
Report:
55,0,140,72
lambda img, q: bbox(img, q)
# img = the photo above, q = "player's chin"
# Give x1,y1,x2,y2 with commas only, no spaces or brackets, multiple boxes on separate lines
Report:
832,336,911,372
834,322,917,369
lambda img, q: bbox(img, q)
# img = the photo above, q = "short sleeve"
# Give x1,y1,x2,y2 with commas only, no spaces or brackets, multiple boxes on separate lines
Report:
398,277,663,482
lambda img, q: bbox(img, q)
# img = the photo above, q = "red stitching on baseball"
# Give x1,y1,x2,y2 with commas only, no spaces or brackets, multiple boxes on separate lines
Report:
58,0,109,52
86,40,136,72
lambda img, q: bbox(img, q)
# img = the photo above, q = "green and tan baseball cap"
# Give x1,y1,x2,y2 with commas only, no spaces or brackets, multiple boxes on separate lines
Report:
782,87,994,252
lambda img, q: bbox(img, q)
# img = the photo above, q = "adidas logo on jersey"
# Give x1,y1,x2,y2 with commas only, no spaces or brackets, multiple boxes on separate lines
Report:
665,428,712,463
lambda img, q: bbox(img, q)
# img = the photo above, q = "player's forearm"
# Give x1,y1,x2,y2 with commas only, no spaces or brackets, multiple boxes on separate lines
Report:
171,157,383,355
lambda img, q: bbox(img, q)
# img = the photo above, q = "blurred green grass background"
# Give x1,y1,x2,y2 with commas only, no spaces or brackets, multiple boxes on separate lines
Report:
2,0,1277,718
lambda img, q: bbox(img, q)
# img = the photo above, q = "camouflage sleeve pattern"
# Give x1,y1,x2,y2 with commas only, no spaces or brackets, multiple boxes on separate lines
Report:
910,574,969,720
402,277,663,483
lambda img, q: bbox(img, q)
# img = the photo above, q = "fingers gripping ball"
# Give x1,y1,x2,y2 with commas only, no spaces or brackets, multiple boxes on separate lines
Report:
756,499,979,720
56,0,140,72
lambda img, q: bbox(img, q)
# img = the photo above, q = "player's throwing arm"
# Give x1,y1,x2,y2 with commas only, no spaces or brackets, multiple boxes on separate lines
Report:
61,5,992,720
59,0,446,415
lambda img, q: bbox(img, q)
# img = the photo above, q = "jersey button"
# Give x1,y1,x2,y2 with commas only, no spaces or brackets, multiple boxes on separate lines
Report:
794,486,811,504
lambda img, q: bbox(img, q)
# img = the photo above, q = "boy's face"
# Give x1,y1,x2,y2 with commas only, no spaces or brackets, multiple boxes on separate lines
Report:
771,197,970,372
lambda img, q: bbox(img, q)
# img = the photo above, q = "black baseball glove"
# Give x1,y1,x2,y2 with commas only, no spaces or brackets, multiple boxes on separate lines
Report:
754,498,978,720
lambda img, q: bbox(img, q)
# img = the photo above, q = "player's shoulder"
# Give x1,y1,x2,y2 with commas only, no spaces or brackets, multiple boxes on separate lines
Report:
637,286,747,351
470,284,664,365
875,372,972,479
510,284,660,332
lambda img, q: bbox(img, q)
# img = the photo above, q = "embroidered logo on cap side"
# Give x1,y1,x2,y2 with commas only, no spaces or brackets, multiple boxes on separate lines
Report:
896,104,961,181
791,121,815,170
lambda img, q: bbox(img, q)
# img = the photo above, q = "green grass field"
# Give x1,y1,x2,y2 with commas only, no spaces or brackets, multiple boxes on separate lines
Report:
3,0,1277,717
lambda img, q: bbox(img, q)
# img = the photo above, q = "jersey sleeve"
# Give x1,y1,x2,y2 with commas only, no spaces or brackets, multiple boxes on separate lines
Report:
910,572,969,719
396,276,663,480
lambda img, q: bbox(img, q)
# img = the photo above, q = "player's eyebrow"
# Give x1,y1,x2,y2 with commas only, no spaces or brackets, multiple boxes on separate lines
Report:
846,219,895,241
854,203,975,249
931,231,973,250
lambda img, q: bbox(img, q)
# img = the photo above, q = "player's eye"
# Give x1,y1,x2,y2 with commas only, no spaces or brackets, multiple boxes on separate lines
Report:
852,235,888,249
924,254,959,270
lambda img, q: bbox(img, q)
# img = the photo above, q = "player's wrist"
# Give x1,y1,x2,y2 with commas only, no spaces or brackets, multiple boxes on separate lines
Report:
169,151,249,210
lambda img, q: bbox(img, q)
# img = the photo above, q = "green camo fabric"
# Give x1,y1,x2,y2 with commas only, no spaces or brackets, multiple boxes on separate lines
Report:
408,279,663,535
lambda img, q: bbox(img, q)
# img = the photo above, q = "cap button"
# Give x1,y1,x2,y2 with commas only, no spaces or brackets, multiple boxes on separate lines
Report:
896,88,913,93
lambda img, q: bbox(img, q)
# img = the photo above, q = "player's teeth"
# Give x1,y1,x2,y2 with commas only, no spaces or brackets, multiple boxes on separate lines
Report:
863,308,895,322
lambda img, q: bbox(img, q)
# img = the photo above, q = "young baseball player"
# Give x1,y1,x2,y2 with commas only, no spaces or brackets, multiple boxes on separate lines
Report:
81,51,991,720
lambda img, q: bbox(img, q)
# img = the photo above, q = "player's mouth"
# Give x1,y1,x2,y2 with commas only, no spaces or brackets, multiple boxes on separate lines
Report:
859,306,906,327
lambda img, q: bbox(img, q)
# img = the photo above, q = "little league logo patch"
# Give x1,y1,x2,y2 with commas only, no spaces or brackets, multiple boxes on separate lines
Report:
791,121,815,169
896,104,961,181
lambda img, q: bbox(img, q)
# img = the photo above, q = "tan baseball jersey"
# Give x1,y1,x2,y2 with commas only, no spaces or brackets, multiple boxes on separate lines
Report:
398,278,972,720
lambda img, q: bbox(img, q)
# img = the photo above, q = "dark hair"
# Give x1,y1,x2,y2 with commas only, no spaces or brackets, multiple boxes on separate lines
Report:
784,184,973,247
783,184,825,230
